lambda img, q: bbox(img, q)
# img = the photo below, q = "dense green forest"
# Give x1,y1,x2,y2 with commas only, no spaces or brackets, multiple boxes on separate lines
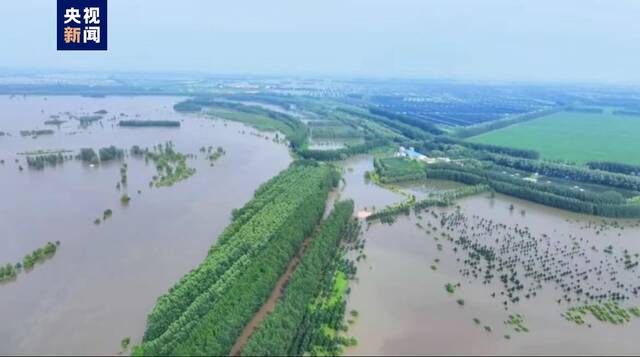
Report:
135,162,339,356
241,200,355,356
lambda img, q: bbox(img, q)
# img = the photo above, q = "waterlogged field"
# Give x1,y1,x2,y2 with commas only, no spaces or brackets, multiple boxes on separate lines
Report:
339,156,640,355
0,95,292,355
468,109,640,165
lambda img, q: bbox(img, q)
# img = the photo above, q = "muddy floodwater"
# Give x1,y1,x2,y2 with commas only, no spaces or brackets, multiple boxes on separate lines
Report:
340,156,640,355
0,95,292,355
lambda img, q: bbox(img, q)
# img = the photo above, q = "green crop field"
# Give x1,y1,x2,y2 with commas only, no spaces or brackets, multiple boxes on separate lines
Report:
468,109,640,165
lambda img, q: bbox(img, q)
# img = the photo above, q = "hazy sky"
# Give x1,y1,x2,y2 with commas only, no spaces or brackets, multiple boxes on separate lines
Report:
1,0,639,83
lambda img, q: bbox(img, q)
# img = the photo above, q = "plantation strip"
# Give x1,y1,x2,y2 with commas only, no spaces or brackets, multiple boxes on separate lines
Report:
136,163,340,356
241,200,356,356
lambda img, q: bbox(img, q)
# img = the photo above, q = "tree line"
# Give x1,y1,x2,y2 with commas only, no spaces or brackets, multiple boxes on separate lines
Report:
485,154,640,192
367,184,489,223
118,120,181,127
135,163,339,356
0,241,60,283
433,136,540,159
424,163,640,218
241,200,355,356
587,161,640,176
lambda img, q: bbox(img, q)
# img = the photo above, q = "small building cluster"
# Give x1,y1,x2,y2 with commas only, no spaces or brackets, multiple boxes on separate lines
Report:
395,146,451,164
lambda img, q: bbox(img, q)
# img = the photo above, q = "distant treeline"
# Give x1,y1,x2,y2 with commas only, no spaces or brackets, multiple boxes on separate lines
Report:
175,98,307,149
368,107,443,135
337,107,432,141
119,120,180,127
20,129,54,137
587,161,640,176
434,136,540,159
173,101,202,113
424,163,640,218
452,107,562,139
485,154,640,192
613,110,640,117
26,153,66,170
98,146,125,162
565,107,604,114
76,146,124,164
298,139,390,161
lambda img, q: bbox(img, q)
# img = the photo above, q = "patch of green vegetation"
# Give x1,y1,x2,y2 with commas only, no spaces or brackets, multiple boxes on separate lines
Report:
22,241,59,271
121,337,131,350
1,242,60,284
445,283,456,294
200,146,225,166
204,103,305,147
311,125,363,140
145,142,196,188
564,302,640,326
77,148,99,164
26,153,66,169
468,109,640,165
374,157,426,183
505,314,529,333
120,194,131,206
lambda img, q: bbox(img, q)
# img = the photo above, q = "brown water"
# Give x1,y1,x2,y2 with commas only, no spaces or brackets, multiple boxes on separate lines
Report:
0,95,292,355
340,156,640,355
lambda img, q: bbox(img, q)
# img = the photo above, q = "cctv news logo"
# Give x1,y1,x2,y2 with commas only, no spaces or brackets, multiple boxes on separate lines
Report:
57,0,107,51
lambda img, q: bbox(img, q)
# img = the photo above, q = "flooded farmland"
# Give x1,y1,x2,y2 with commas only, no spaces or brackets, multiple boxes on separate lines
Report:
3,96,640,356
0,95,292,355
340,156,640,355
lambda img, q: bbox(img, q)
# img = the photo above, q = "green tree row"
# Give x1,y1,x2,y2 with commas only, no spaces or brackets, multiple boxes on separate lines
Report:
136,163,339,355
485,154,640,192
1,241,60,283
424,164,640,218
241,200,355,356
